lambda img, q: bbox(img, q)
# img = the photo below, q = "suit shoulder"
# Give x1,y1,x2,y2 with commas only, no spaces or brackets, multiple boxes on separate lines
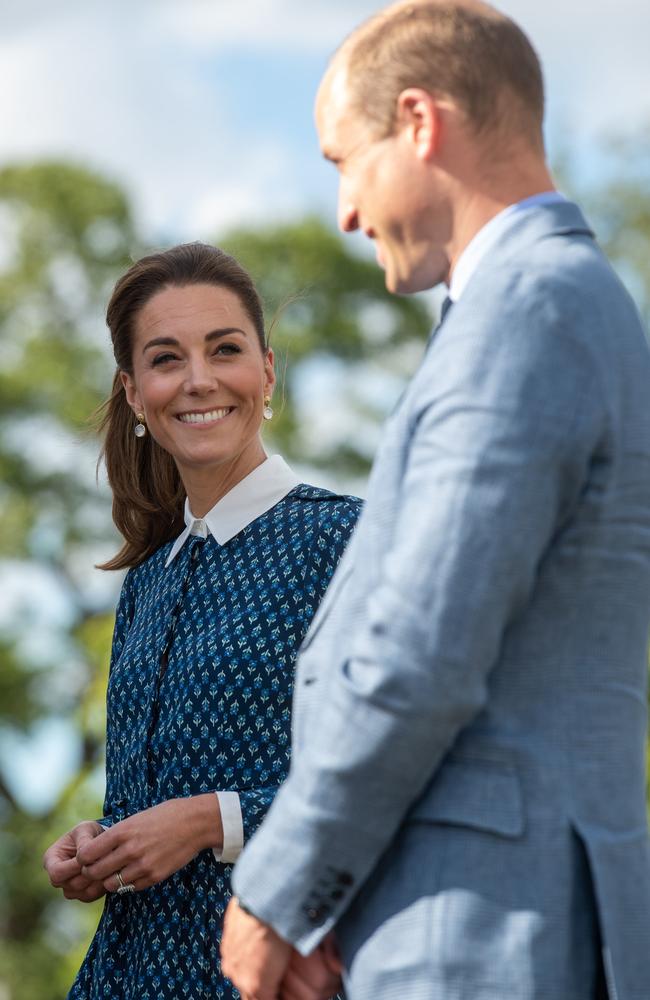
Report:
461,232,641,345
435,243,646,388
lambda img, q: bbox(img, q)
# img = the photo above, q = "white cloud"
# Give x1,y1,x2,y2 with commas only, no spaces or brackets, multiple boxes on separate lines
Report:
158,0,380,52
499,0,650,139
159,0,650,138
0,5,239,235
0,1,334,237
185,145,304,238
0,0,648,241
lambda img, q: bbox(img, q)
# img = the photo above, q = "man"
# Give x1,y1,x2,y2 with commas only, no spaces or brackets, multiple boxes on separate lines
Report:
221,2,650,998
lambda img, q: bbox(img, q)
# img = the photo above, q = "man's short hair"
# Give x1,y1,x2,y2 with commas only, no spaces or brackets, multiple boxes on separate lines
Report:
338,1,545,151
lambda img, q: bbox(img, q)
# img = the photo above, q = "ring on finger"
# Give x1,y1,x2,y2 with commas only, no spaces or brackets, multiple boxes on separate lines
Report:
114,871,136,895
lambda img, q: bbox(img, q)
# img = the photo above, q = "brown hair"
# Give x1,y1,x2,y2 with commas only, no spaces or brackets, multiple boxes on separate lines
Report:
338,1,545,152
98,242,267,571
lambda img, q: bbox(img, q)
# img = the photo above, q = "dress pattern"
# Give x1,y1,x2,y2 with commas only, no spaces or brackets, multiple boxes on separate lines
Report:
70,484,361,999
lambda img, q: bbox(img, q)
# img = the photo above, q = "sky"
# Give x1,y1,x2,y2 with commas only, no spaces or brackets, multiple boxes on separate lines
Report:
1,0,650,809
0,0,648,244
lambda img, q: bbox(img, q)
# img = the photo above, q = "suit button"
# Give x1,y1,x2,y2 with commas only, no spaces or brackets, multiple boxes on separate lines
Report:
306,904,329,923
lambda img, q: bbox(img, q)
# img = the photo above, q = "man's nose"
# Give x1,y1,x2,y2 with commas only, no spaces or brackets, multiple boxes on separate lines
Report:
337,183,359,233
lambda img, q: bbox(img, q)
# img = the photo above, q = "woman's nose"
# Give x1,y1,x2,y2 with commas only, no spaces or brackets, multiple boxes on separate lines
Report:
183,358,217,395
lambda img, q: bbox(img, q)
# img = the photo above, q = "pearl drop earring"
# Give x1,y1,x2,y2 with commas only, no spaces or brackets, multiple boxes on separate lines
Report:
134,412,146,438
263,397,274,421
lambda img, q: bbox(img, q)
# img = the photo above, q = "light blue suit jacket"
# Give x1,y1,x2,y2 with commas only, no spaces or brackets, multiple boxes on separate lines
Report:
233,202,650,1000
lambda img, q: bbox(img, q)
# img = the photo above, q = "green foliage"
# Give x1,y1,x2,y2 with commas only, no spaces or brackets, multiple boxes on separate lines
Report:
1,144,650,999
0,162,138,999
0,640,43,728
559,126,650,329
221,218,433,474
0,164,434,999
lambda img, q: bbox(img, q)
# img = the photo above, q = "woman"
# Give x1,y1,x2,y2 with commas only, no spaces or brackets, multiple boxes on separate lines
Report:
43,243,360,998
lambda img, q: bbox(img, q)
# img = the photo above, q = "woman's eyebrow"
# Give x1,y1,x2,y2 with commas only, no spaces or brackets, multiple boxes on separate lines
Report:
142,328,246,354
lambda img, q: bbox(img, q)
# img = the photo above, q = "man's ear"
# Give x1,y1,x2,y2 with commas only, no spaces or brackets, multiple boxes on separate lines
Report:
119,370,141,414
396,88,447,161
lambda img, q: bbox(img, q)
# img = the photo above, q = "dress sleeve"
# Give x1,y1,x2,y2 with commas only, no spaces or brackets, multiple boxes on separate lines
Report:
97,569,136,828
235,788,280,853
302,497,362,622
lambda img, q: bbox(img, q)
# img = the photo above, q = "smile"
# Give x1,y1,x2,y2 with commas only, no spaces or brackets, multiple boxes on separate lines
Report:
177,407,234,424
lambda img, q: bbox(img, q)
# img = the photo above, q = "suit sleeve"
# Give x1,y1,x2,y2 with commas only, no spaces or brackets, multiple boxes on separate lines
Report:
233,288,606,950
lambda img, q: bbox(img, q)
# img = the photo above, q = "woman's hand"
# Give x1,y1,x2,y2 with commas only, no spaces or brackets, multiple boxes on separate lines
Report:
43,821,107,902
76,795,223,893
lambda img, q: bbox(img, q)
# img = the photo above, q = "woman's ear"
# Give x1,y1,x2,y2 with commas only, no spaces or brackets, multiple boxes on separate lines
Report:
119,370,141,414
264,348,276,398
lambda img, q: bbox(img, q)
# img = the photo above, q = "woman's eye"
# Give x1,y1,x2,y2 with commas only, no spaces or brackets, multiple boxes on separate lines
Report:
151,352,179,367
215,343,241,356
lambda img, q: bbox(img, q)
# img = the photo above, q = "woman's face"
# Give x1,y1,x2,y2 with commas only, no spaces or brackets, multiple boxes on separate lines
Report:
121,282,274,486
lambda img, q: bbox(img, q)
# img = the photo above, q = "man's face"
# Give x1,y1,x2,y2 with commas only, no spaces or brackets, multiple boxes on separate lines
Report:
315,68,451,294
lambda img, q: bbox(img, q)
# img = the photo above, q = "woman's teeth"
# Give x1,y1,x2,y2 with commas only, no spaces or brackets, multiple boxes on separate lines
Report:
178,408,231,424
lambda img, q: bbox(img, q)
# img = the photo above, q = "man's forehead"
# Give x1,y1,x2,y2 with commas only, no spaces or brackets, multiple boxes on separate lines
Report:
323,62,350,108
315,65,355,149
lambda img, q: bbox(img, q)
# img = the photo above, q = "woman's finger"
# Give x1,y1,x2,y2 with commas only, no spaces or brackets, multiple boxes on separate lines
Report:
61,873,96,893
47,857,83,887
102,862,146,895
81,844,134,883
62,881,106,903
80,883,107,903
75,825,118,867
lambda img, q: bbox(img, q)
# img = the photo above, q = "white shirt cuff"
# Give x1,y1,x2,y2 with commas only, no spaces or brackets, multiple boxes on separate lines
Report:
213,791,244,864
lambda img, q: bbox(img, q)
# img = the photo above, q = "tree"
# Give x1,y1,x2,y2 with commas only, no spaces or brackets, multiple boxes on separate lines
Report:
2,141,650,996
221,217,433,479
556,126,650,330
0,162,140,996
0,164,434,999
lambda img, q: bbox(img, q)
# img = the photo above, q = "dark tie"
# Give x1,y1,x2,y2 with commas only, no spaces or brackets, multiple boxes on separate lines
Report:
439,295,454,324
427,295,454,348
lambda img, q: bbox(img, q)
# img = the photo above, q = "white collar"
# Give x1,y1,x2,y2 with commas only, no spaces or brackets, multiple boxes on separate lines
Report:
165,455,301,567
449,191,567,304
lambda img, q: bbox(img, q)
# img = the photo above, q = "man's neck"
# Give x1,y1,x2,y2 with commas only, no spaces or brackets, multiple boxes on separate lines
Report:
445,160,556,282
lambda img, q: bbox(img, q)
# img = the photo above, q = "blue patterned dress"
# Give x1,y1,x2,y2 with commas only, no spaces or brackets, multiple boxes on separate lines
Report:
69,483,360,999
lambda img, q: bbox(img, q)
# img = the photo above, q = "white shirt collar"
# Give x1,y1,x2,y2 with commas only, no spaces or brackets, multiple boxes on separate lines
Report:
449,191,567,304
165,455,302,567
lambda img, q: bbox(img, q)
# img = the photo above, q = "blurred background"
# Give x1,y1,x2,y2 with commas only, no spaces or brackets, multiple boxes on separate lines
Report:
1,1,649,995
